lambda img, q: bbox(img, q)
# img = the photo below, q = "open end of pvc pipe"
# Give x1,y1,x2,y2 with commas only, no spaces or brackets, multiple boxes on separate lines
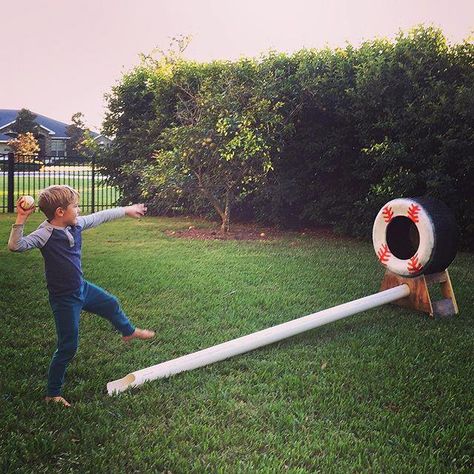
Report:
107,373,136,395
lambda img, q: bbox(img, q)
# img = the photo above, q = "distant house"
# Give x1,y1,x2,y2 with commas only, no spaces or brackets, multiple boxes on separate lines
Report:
0,109,112,157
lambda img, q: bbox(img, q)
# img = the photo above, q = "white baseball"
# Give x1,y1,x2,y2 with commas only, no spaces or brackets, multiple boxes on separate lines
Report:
20,195,35,210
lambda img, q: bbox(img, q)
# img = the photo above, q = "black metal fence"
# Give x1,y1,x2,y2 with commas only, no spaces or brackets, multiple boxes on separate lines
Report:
0,153,120,214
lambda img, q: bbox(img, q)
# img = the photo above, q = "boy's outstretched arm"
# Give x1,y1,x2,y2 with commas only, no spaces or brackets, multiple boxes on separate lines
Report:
8,199,50,252
77,204,147,231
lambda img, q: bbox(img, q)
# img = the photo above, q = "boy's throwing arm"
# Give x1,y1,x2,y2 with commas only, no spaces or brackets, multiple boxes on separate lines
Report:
8,225,52,252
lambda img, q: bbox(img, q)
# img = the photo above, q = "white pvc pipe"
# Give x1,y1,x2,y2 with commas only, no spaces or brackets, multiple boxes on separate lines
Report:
107,284,410,395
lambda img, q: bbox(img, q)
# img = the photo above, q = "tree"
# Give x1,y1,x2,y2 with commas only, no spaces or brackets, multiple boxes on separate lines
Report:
66,112,96,157
11,108,38,135
7,132,40,159
66,112,86,155
148,59,294,232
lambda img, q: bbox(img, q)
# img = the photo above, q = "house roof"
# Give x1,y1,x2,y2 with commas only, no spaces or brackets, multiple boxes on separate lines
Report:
0,109,100,142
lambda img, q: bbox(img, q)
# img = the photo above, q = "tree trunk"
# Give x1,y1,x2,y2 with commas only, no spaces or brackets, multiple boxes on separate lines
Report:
221,189,232,233
194,170,225,223
194,171,233,233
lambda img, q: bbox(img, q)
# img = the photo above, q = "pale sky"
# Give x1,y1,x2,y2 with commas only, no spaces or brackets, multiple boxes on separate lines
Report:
1,0,472,131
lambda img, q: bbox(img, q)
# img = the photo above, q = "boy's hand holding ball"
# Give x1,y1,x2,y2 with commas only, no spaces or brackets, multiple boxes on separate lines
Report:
15,196,36,223
20,195,35,210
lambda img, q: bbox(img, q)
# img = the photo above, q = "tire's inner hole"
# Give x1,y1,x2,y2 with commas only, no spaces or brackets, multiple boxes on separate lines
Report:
386,216,420,259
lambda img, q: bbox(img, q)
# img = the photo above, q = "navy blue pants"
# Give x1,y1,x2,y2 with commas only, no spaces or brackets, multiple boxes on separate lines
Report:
47,280,135,396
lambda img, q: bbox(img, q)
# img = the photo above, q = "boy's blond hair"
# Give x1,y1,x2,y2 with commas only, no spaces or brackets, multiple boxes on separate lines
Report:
38,185,80,220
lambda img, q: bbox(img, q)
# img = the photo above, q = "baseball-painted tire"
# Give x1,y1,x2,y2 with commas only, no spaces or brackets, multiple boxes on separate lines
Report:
372,197,457,277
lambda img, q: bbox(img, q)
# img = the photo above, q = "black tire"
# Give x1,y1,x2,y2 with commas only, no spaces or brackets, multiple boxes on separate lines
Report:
409,197,458,274
373,196,458,277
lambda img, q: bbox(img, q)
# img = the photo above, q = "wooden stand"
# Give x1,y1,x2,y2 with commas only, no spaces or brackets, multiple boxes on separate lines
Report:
380,269,458,318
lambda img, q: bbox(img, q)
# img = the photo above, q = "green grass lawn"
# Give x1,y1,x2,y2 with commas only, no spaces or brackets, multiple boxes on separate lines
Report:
1,213,473,473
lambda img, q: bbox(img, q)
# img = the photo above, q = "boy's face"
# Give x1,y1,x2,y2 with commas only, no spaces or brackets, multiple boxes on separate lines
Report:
57,200,80,226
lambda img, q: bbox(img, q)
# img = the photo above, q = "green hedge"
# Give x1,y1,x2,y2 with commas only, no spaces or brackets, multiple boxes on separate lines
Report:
100,26,474,249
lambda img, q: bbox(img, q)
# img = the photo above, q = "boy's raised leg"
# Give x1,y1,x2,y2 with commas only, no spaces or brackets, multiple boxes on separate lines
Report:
81,280,155,341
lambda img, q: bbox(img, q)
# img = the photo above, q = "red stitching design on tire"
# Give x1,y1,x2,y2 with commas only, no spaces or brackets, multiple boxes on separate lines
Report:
407,254,423,273
382,206,394,223
377,244,391,264
407,203,421,223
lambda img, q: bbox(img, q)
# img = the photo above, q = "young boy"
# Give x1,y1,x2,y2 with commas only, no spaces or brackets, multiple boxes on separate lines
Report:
8,185,155,407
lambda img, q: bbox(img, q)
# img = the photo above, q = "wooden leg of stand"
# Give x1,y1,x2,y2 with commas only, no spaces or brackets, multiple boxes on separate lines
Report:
441,271,459,314
425,270,459,317
380,270,433,316
380,269,458,318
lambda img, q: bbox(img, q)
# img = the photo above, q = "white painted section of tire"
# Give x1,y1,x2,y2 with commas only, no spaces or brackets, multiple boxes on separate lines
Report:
373,198,435,277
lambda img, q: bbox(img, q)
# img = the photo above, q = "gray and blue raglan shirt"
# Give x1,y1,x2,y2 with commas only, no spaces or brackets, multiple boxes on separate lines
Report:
8,208,126,296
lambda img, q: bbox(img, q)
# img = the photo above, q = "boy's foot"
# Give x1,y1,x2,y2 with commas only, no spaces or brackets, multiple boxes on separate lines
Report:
122,328,155,343
45,396,71,407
